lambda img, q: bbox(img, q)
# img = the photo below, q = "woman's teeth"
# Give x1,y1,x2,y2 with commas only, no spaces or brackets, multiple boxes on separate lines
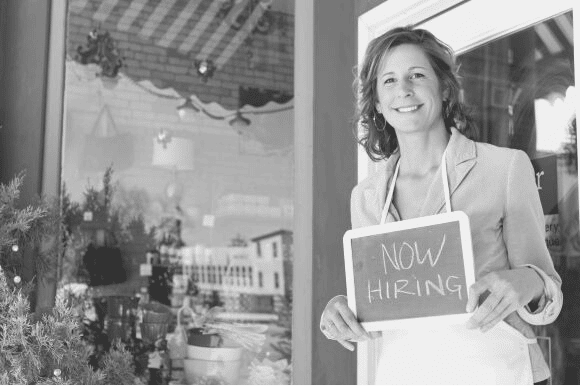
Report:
396,105,419,113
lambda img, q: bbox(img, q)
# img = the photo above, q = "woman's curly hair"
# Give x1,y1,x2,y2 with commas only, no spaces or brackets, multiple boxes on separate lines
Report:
354,26,478,161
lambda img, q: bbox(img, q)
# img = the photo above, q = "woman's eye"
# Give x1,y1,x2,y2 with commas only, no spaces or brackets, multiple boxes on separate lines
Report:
410,73,425,79
383,78,395,85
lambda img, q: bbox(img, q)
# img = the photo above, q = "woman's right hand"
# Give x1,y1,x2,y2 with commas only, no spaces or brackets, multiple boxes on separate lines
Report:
320,295,380,351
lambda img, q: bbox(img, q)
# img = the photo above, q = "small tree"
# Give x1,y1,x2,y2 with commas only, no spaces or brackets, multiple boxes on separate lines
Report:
0,173,138,384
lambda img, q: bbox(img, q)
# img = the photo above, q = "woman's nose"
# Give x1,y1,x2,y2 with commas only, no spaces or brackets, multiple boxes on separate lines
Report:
397,78,413,97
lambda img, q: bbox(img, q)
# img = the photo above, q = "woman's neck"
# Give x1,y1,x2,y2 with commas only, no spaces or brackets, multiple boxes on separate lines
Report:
397,127,451,177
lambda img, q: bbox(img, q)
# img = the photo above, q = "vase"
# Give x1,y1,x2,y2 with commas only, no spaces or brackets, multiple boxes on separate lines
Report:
140,322,169,344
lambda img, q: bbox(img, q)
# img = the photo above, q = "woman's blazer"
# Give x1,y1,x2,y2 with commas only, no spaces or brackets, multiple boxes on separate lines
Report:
350,127,563,326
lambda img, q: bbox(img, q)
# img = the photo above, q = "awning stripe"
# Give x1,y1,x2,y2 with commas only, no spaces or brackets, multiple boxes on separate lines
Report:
196,0,250,60
216,2,266,69
178,0,226,54
93,0,120,22
117,0,148,31
139,0,179,40
157,0,203,48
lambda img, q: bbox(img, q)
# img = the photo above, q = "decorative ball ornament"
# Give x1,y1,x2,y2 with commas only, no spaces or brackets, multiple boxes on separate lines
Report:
54,368,61,377
13,276,21,284
11,244,19,252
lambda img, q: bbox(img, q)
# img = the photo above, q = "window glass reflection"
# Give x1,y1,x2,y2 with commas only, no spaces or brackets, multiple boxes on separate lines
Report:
61,0,294,384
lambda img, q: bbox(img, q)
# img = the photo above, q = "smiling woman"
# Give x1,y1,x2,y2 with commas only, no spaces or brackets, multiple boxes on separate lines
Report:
321,26,562,385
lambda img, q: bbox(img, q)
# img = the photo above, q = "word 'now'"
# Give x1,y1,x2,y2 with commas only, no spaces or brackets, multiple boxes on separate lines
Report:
380,234,446,276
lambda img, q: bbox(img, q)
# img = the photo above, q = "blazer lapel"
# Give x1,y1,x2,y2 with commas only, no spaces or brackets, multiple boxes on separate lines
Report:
362,152,400,225
419,128,477,216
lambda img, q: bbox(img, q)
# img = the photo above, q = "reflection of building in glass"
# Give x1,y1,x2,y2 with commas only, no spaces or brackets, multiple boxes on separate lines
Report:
181,230,293,317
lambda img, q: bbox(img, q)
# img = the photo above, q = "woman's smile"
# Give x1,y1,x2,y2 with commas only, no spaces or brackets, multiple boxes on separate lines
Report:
394,104,422,113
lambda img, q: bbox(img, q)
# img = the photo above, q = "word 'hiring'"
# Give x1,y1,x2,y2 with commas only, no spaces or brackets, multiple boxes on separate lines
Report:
367,274,463,303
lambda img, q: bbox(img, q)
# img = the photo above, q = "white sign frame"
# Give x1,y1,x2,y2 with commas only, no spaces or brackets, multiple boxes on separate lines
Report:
343,211,475,331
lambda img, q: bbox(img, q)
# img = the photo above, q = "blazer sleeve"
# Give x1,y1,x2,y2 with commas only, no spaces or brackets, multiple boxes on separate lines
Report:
502,150,563,325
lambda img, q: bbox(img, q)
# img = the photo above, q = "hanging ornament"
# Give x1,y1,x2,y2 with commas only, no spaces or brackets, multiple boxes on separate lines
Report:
11,244,19,252
13,276,21,284
53,368,62,377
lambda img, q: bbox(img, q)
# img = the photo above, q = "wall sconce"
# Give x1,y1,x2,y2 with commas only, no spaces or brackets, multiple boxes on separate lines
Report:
195,59,216,82
229,110,251,132
156,128,172,149
176,97,200,119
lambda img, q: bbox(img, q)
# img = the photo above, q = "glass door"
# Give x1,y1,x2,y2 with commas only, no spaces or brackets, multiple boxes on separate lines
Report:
358,0,579,383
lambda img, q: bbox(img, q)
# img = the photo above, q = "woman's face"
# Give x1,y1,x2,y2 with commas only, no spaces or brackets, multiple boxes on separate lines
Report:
375,44,447,135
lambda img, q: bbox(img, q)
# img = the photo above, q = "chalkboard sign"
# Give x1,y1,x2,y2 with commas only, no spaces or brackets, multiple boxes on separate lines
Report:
343,211,475,331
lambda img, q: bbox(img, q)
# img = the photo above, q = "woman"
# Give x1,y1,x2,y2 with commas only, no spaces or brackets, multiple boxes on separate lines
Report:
320,27,563,384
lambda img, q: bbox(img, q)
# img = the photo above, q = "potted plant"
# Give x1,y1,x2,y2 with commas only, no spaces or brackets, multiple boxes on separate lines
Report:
177,306,267,384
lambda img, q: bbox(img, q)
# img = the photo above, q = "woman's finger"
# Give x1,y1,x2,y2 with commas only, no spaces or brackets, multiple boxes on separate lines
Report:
326,318,355,341
336,301,370,339
323,321,355,351
473,293,507,327
467,290,503,329
466,280,490,313
337,339,355,351
480,298,518,333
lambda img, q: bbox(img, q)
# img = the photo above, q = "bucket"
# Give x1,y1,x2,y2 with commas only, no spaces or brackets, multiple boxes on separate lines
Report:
184,344,243,384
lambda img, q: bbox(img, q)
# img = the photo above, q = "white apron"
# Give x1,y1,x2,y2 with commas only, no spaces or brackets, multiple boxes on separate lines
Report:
374,152,536,385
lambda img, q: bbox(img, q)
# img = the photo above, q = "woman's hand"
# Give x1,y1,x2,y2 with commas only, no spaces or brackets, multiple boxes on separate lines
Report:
466,267,544,332
320,295,380,351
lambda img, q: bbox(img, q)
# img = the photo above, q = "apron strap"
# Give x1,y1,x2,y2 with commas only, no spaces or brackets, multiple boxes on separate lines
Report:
380,160,400,225
380,151,450,225
441,150,451,213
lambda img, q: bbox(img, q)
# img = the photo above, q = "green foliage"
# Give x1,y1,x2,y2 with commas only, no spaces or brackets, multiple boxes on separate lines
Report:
99,342,138,385
0,173,138,384
0,269,102,384
0,172,60,287
0,269,137,384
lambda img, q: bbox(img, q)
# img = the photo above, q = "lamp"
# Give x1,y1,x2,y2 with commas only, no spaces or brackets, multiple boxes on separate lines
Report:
153,130,195,170
177,97,200,119
156,128,172,149
195,59,216,82
229,110,251,132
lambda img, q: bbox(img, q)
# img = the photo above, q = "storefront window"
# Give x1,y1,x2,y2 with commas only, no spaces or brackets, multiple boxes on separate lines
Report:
458,11,578,384
59,0,294,384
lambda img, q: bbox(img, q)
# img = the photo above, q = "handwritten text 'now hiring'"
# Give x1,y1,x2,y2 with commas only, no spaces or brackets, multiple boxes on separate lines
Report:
367,234,464,303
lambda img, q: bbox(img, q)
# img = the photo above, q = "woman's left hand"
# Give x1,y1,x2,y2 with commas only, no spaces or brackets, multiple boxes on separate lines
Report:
465,267,544,332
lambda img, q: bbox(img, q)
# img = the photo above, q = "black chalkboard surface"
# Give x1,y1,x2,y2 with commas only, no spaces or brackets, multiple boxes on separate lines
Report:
343,211,475,331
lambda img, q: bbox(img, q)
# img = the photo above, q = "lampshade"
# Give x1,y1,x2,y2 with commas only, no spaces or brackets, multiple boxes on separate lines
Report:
152,136,195,170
